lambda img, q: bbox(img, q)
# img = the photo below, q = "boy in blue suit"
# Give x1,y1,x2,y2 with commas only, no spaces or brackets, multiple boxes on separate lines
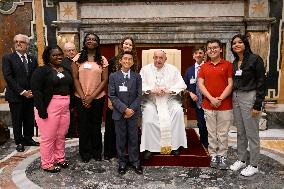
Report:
108,51,142,175
184,46,208,149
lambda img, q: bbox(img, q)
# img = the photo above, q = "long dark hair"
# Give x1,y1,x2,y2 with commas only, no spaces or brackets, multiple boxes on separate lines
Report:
115,37,138,72
231,34,253,62
77,32,103,65
42,45,63,65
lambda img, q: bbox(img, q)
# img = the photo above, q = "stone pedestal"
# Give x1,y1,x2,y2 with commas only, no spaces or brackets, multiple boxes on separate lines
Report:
0,103,11,127
265,104,284,129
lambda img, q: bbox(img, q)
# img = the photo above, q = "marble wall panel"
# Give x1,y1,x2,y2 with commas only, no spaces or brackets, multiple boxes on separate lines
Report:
81,2,244,19
59,2,77,21
249,0,269,18
0,2,33,92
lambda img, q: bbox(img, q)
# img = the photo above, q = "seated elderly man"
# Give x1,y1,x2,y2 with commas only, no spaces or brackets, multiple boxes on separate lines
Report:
140,50,187,159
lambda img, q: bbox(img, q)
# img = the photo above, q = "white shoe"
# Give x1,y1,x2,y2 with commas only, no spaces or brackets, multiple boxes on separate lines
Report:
230,160,246,171
240,165,258,177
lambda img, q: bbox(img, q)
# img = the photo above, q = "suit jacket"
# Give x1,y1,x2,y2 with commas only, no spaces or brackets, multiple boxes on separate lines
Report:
2,52,37,102
31,65,73,119
232,54,266,111
184,65,198,108
61,57,72,73
108,70,142,120
61,57,75,107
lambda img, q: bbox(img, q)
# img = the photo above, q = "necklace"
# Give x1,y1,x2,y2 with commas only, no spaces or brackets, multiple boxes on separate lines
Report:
50,64,64,72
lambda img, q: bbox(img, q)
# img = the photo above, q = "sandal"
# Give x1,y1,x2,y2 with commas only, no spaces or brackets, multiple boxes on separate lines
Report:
43,166,60,173
57,161,69,168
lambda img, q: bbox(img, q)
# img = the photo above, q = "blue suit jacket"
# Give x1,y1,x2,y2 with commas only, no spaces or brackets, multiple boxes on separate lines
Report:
184,65,197,94
184,65,198,108
108,70,142,120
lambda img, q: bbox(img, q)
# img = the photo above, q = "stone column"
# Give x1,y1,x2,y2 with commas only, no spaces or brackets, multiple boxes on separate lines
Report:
278,29,284,103
34,0,45,66
56,33,79,52
55,2,80,50
246,0,270,67
247,32,270,69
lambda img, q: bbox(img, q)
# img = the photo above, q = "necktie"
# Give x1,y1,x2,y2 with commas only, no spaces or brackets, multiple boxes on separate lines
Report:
21,55,28,74
196,66,202,108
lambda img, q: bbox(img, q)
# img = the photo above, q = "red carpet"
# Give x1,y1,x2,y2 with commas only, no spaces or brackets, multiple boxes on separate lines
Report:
141,128,210,167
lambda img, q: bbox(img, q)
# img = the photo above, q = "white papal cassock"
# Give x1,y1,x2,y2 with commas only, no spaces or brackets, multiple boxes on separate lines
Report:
140,63,188,153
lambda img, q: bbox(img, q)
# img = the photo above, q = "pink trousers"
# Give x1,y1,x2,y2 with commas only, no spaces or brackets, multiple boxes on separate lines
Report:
34,95,70,169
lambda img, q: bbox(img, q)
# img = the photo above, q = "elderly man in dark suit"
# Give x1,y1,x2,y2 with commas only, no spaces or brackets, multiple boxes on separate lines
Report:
2,34,38,152
62,42,77,138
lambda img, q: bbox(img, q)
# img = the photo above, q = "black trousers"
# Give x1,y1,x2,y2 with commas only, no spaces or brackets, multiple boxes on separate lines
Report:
66,107,79,138
115,116,140,167
9,99,35,145
76,96,105,160
194,105,209,148
103,107,116,158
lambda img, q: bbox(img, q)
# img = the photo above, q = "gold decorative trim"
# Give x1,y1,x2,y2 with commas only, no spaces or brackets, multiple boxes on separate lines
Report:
160,146,172,155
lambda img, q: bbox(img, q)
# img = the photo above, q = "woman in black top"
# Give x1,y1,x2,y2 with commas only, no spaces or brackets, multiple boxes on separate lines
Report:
104,37,138,160
31,45,73,173
229,34,266,177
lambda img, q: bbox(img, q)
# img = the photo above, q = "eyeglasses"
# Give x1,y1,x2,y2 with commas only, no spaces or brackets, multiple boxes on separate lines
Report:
65,49,76,52
14,40,27,44
207,46,220,51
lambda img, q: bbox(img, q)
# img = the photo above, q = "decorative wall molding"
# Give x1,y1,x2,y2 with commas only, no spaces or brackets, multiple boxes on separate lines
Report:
80,2,244,19
53,16,274,60
0,0,32,15
54,17,245,43
249,0,269,18
59,2,77,20
245,17,276,31
45,0,55,7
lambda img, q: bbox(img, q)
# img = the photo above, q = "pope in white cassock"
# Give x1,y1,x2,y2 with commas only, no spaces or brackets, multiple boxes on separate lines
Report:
140,50,188,160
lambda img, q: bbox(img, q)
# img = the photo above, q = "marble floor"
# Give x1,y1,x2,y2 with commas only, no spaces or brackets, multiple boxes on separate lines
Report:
0,127,284,189
0,101,283,188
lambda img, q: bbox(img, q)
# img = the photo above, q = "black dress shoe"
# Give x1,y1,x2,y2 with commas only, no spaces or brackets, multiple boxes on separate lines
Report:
104,154,116,160
143,150,152,160
24,139,39,146
43,166,61,173
104,156,110,160
82,158,90,163
57,161,69,168
171,149,180,156
133,165,143,175
118,165,127,175
93,156,102,161
16,144,25,152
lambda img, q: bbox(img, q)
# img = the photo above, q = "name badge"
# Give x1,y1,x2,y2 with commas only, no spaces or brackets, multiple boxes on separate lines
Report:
83,63,92,69
119,86,128,92
235,70,242,76
190,78,196,84
57,72,65,79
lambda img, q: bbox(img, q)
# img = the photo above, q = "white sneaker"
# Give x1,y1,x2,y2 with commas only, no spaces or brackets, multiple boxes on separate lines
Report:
240,165,259,176
230,160,246,171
